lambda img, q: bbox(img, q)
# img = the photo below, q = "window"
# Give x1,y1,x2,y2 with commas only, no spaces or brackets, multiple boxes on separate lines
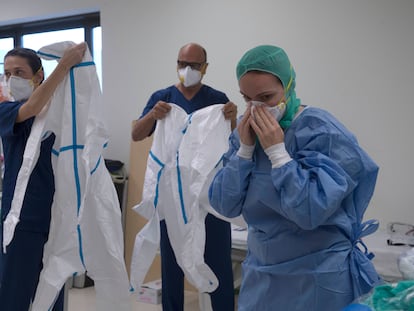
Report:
0,38,14,73
0,13,101,85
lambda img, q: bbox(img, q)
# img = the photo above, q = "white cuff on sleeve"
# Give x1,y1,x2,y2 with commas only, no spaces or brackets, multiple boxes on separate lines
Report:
264,143,292,168
237,142,255,160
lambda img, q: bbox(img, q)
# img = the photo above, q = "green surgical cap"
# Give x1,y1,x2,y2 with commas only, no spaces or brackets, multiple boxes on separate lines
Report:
236,45,295,90
236,45,301,129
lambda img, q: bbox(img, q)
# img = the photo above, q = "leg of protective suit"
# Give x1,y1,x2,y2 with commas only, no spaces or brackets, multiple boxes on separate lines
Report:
161,104,228,293
164,167,218,293
204,214,235,310
80,168,132,311
0,229,49,311
130,209,160,291
31,195,85,311
160,220,184,311
52,287,65,311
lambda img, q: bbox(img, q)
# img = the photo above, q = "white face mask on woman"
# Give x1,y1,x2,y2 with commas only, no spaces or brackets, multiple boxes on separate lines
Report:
8,75,35,102
250,100,286,122
177,66,202,87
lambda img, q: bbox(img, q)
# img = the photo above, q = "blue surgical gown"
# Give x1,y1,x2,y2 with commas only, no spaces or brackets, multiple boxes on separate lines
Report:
209,106,382,311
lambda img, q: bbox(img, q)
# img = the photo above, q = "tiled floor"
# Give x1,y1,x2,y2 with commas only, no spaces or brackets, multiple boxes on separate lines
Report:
68,286,201,311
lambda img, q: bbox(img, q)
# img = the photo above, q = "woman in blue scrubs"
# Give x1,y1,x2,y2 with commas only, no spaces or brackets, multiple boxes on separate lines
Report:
0,43,86,311
209,45,382,311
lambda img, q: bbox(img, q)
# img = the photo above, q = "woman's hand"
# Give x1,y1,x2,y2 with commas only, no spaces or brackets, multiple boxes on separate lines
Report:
237,104,256,146
249,105,284,149
59,42,88,70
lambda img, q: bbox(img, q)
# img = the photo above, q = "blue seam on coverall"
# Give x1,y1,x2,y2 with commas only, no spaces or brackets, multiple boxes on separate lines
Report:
90,156,102,175
53,142,108,174
175,152,187,224
149,151,165,209
69,68,82,218
69,64,103,274
36,51,60,60
175,114,192,224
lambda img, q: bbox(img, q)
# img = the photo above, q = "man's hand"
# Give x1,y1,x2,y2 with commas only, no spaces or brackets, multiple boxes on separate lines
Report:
150,101,171,120
223,101,237,130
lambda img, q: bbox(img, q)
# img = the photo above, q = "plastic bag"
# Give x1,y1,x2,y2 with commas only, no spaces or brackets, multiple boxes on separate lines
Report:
398,248,414,280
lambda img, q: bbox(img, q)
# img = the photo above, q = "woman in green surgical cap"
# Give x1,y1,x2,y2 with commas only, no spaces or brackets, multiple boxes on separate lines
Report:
209,45,382,311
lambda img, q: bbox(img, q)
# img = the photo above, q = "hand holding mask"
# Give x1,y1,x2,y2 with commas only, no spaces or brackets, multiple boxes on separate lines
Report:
250,100,286,122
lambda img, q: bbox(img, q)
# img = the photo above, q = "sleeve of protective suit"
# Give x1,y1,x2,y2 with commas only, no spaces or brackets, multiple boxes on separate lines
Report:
2,101,49,252
208,129,254,219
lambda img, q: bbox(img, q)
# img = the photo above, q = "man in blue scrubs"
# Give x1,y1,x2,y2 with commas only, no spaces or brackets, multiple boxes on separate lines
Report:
0,43,86,311
132,42,238,311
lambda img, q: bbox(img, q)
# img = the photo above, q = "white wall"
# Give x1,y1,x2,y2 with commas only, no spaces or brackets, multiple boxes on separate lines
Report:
1,0,413,227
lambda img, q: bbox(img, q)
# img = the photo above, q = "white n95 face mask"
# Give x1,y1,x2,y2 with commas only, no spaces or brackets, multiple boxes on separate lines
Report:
250,100,286,122
178,66,202,87
8,76,35,102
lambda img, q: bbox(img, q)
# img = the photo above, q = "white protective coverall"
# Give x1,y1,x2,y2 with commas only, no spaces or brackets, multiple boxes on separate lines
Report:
2,42,131,311
131,104,235,293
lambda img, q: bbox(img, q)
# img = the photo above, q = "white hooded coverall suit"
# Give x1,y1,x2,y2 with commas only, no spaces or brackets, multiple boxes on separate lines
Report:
131,104,231,293
2,41,131,311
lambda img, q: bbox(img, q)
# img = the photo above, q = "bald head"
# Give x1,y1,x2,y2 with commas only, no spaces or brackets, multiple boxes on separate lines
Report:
178,43,207,63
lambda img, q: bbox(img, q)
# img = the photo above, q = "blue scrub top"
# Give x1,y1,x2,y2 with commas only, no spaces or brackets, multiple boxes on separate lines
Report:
0,101,55,233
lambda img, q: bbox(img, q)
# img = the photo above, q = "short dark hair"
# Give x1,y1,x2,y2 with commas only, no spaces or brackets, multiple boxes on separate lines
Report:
5,48,43,76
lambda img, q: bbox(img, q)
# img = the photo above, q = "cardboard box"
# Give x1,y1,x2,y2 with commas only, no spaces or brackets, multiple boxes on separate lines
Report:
136,279,162,305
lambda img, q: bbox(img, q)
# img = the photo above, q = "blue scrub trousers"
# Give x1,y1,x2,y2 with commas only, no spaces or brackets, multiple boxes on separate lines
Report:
160,214,235,310
0,228,64,311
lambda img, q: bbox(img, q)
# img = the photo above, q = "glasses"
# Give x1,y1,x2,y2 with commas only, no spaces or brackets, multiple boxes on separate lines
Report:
177,60,205,71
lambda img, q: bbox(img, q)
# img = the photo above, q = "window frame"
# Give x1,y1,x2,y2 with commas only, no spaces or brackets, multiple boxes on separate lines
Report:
0,12,100,57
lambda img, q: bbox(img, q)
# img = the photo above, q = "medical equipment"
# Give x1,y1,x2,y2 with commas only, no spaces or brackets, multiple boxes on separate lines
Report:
387,222,414,246
361,228,411,282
